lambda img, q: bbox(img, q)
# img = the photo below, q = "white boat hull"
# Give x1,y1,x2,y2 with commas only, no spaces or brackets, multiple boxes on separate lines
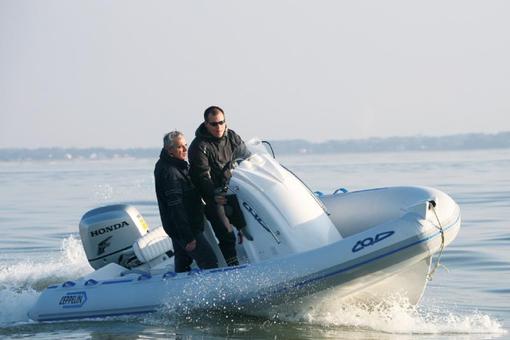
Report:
28,146,461,321
29,185,460,321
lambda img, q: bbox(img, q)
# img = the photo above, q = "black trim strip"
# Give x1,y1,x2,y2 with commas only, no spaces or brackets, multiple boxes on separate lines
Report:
88,245,132,262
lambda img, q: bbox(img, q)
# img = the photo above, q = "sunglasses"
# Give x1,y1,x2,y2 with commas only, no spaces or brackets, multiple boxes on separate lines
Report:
207,120,225,127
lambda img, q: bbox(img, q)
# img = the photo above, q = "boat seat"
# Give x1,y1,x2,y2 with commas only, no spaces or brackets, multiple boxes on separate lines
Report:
133,226,173,263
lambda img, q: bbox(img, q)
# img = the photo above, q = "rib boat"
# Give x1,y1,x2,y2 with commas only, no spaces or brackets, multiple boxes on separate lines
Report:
28,140,461,321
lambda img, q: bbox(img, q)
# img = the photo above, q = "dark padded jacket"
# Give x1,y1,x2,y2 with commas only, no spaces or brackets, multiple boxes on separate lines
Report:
154,149,205,244
188,124,251,201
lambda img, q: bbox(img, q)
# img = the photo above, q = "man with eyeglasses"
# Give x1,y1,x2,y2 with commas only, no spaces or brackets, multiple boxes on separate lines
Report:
188,106,251,266
155,130,218,272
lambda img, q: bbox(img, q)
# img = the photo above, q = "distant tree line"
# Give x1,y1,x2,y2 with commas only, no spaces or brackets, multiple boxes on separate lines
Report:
0,132,509,161
269,131,510,155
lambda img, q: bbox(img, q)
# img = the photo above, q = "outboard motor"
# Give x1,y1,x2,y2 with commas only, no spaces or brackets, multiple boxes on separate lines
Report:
79,204,149,269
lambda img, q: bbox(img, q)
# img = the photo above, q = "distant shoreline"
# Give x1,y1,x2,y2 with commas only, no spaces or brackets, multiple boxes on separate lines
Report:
1,132,509,161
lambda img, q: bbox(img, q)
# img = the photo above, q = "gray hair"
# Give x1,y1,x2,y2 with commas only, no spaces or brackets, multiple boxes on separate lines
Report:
163,130,184,148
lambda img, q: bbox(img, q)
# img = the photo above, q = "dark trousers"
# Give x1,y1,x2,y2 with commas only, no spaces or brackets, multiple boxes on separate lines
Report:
205,203,239,266
172,233,218,273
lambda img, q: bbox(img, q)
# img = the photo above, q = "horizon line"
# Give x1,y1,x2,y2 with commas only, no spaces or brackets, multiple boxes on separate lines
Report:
1,130,509,150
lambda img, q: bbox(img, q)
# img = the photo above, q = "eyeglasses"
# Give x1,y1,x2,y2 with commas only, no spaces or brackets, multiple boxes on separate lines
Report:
207,120,225,127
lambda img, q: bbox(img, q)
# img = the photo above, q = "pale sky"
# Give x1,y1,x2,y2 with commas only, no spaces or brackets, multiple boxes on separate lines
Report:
1,0,509,148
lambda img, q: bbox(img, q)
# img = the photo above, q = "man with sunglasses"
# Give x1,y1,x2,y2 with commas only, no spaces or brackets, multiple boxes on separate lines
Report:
188,106,251,266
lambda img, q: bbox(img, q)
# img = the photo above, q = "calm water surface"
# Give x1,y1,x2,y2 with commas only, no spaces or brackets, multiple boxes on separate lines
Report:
0,149,508,339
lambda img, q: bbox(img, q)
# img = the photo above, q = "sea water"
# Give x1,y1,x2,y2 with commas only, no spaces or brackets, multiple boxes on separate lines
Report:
0,149,508,339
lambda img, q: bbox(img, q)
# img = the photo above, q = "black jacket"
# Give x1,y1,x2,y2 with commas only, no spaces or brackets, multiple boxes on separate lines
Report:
188,124,251,201
154,149,205,244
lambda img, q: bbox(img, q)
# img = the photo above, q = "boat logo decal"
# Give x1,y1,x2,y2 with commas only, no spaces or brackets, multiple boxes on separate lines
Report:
242,202,270,232
97,236,113,255
59,291,87,309
352,231,395,253
90,220,129,238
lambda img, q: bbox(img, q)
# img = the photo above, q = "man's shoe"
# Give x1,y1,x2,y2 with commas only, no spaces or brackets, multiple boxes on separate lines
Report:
240,227,254,241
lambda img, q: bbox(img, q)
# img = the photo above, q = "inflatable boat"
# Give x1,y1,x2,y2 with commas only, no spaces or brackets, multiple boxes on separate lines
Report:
28,141,461,321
